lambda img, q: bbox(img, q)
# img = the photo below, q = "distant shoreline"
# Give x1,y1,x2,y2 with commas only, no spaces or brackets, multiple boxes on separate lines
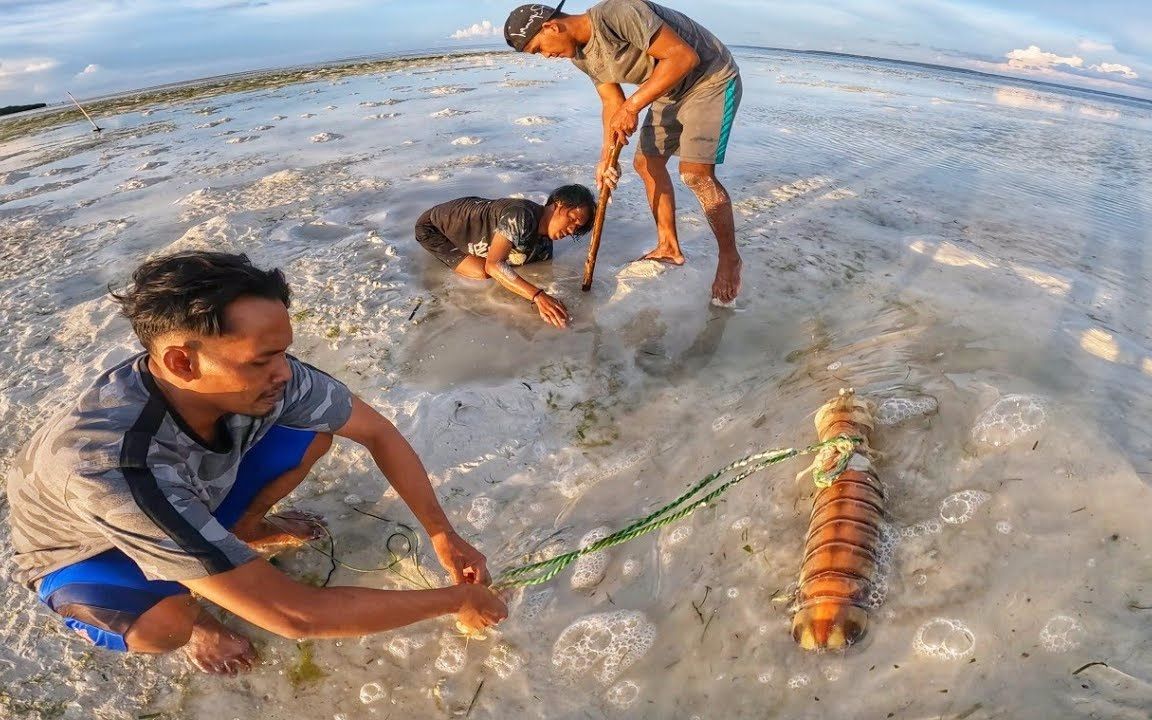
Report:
0,103,47,117
2,44,1147,144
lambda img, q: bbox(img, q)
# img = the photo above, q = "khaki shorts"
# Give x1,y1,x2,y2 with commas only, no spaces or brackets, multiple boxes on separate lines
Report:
638,74,742,165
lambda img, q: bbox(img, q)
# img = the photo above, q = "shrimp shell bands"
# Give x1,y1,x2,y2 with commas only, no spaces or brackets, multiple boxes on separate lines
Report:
792,390,883,651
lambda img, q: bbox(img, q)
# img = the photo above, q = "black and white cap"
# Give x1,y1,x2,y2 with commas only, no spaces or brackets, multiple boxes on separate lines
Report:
504,1,567,52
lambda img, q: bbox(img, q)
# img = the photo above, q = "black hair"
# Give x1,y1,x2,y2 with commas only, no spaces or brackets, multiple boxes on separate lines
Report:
546,183,597,237
110,251,291,350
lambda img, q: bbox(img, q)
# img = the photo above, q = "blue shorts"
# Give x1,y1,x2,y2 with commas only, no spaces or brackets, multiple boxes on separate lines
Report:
36,426,318,652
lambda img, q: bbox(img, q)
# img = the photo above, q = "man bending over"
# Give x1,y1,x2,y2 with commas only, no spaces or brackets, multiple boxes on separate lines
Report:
6,251,506,674
505,0,744,303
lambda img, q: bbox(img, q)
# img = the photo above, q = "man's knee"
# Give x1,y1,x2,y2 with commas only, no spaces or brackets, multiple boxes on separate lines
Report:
124,594,198,653
679,166,716,190
634,152,667,175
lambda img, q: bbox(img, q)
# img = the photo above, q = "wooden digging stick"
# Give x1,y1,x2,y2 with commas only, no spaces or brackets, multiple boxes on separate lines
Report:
67,92,102,132
581,141,624,292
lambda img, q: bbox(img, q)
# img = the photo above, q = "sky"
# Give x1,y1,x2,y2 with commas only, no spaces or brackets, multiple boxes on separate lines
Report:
1,0,1150,106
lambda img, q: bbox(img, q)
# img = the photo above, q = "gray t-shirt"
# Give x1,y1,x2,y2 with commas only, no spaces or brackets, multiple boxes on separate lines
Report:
7,353,353,588
572,0,738,100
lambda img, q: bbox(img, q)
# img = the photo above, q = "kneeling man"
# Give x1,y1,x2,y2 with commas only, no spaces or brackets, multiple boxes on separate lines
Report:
415,184,595,328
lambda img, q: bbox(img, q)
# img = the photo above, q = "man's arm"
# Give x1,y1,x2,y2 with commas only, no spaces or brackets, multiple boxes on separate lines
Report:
335,396,496,582
608,24,700,146
483,233,541,301
483,233,569,328
596,82,627,192
182,557,506,638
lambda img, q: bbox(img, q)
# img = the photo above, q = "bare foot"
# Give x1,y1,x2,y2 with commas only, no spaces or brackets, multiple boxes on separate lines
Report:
235,510,326,554
634,246,686,265
184,610,258,675
712,254,743,304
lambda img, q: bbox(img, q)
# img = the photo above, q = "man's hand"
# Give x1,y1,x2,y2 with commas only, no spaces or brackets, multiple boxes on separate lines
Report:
533,292,570,329
431,530,491,584
608,104,639,147
596,156,622,194
455,584,508,634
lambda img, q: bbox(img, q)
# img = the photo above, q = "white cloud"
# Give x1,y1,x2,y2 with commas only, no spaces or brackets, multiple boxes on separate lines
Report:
450,20,497,40
1005,45,1084,71
0,57,61,89
80,64,101,75
1077,38,1115,53
1090,61,1138,79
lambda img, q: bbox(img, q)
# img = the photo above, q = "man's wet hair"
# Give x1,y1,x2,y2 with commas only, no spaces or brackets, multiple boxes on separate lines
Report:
111,251,291,350
546,183,597,236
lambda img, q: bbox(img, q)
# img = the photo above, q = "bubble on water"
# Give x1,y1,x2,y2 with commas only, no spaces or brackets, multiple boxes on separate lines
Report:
484,643,523,679
731,516,752,531
552,610,657,685
661,551,674,566
876,395,940,426
435,635,467,674
571,526,612,589
711,415,733,432
621,558,641,577
867,574,890,609
826,361,843,371
757,671,773,684
900,520,943,539
865,524,897,608
1039,615,1085,653
972,394,1047,448
758,624,771,635
939,490,991,524
913,618,975,659
387,635,426,660
466,496,495,530
605,680,640,708
668,526,693,545
996,521,1013,534
822,663,843,682
726,587,739,599
517,588,553,623
343,493,363,506
359,682,387,704
874,522,900,565
787,674,810,689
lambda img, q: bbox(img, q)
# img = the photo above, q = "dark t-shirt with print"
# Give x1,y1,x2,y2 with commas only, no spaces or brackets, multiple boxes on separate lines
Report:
426,197,553,266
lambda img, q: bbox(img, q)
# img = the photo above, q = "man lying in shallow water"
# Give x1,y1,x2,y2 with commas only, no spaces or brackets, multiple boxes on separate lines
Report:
414,183,595,328
6,251,507,674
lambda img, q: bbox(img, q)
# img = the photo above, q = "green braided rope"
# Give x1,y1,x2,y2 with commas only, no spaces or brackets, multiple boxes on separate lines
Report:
493,435,861,590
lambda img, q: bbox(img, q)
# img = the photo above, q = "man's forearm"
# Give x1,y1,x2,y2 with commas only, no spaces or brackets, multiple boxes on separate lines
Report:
486,258,537,301
296,585,467,638
368,431,453,537
601,98,624,155
626,54,696,114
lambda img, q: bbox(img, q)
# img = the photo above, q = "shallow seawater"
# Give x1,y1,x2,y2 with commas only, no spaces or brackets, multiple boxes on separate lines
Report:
2,50,1152,719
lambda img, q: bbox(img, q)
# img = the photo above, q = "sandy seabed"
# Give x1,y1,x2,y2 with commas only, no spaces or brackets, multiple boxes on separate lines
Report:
2,50,1152,719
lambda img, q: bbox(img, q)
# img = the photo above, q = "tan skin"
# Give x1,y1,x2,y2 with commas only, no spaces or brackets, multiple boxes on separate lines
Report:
453,200,592,329
126,297,507,674
523,15,744,303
